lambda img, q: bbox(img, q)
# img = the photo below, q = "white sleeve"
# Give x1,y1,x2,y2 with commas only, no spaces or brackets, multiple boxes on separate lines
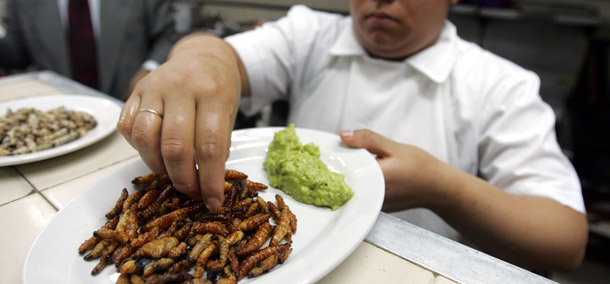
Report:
225,5,341,116
476,66,585,213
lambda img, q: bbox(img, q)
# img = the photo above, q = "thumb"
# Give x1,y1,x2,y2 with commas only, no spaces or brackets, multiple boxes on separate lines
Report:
339,129,394,158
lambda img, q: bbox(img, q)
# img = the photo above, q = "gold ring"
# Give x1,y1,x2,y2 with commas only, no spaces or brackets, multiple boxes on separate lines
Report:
138,108,163,119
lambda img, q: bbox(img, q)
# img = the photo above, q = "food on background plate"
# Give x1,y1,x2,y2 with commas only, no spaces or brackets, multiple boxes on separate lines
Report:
264,124,354,210
0,106,97,156
78,170,296,283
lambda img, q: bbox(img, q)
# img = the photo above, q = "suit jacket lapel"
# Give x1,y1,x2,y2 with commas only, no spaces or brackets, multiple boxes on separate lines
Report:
99,0,130,92
31,0,70,75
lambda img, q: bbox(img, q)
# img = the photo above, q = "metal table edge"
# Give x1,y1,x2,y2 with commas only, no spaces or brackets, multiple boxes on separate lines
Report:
365,212,557,284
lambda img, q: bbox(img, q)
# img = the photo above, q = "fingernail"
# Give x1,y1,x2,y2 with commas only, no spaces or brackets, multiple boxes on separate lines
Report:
118,110,126,125
206,197,221,211
340,130,354,137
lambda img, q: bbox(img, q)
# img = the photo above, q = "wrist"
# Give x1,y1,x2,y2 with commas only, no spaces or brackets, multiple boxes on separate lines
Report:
423,161,464,213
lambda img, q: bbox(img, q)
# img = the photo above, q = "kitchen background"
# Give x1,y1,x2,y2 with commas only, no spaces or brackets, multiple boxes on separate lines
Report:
1,0,609,283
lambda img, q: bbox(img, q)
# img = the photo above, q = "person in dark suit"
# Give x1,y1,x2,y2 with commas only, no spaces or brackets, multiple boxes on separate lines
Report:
0,0,178,100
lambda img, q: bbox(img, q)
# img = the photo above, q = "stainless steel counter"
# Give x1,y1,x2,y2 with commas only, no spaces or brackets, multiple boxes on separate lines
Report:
367,213,556,284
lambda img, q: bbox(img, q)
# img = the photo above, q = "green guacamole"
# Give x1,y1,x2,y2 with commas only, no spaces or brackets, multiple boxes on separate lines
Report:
263,124,354,210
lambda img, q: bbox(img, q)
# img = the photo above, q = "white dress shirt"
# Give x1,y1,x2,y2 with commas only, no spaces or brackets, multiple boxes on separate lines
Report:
226,5,585,239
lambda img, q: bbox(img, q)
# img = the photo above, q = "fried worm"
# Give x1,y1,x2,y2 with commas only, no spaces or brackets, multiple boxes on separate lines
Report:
78,170,296,283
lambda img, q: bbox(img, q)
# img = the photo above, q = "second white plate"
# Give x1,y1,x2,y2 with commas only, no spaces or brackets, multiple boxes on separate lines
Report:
0,95,122,166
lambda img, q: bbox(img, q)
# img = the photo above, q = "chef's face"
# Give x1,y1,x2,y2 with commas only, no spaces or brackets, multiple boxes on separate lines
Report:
349,0,457,60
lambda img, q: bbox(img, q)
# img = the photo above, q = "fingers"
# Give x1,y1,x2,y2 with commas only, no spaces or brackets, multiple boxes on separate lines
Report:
124,91,167,175
117,93,141,147
115,35,241,211
339,129,393,157
118,82,226,209
160,93,199,198
194,100,235,211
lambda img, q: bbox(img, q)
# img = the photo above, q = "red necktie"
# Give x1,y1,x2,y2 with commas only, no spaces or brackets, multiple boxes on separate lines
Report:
68,0,99,89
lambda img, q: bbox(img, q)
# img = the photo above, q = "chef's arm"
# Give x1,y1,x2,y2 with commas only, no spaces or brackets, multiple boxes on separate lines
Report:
340,129,588,272
427,160,588,272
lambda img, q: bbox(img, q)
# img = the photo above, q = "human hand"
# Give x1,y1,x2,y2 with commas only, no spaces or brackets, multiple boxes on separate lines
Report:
340,130,589,272
339,129,448,212
117,34,242,210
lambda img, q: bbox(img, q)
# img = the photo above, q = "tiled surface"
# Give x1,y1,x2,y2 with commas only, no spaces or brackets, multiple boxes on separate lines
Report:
0,193,57,284
42,156,140,209
0,167,34,205
0,79,64,101
319,241,447,284
16,132,138,191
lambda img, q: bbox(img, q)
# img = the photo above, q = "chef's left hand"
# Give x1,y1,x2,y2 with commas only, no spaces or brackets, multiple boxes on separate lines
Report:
339,129,447,212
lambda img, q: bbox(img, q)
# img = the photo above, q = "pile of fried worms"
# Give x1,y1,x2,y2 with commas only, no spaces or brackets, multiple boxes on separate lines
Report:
78,170,297,284
0,107,97,156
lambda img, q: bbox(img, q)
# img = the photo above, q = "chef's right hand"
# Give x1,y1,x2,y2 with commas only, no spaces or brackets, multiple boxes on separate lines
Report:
117,33,244,211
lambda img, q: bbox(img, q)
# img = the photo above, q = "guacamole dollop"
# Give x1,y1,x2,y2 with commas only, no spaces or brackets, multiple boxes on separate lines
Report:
263,124,354,210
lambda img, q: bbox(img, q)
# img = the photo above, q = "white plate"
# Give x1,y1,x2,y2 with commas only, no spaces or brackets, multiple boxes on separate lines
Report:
22,127,385,284
0,95,122,167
